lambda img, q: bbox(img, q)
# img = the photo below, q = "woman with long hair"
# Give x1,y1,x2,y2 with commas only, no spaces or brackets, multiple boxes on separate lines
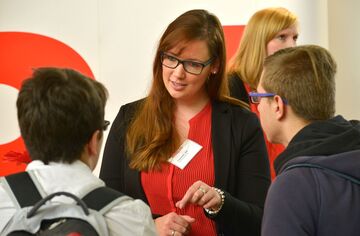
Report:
100,9,270,236
227,7,299,179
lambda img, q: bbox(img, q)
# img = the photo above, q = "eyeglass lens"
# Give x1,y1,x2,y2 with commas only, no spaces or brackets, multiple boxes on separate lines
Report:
161,54,205,75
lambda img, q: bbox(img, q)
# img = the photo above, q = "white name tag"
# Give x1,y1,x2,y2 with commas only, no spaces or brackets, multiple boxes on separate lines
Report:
168,139,202,169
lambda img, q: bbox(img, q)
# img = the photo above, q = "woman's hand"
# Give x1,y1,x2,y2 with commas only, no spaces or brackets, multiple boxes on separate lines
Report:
175,180,222,211
155,212,195,236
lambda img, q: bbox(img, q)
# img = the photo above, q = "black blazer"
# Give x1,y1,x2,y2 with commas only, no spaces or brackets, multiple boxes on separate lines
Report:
228,73,250,104
100,99,270,236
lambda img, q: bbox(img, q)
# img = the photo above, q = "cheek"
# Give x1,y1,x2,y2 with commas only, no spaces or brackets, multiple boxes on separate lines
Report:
162,67,171,83
195,74,209,90
257,104,267,126
162,66,168,78
266,42,277,56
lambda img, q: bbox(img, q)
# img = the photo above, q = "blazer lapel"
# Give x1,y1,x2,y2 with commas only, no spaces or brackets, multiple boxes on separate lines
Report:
212,100,231,189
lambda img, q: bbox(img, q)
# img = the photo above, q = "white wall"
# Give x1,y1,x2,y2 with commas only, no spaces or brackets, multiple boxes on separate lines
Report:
328,0,360,120
0,0,330,175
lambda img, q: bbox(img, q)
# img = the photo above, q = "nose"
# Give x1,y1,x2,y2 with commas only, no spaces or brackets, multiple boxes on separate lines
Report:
287,38,297,47
172,62,186,78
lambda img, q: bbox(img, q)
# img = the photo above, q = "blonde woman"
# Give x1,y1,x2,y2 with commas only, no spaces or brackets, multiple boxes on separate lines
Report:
227,7,299,179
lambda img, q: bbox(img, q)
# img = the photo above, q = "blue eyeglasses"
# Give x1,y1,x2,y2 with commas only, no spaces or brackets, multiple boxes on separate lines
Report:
248,92,287,104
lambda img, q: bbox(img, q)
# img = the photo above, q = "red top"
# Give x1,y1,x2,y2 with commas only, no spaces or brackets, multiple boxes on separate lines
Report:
245,83,285,179
141,102,216,236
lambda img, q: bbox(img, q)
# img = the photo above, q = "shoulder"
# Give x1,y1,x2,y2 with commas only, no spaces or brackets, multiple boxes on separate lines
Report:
267,167,319,210
0,180,17,230
105,197,156,235
213,100,259,124
213,99,251,114
228,73,242,86
262,168,319,235
212,101,263,144
112,98,145,127
272,167,317,194
228,73,249,103
119,98,145,115
108,197,151,216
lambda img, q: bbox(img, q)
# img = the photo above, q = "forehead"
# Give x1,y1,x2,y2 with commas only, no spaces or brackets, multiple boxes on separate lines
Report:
167,40,210,60
276,24,298,35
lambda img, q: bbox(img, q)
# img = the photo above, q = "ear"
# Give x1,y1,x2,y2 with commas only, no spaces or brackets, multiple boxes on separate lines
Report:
81,130,102,170
87,130,101,157
273,95,286,120
211,59,220,74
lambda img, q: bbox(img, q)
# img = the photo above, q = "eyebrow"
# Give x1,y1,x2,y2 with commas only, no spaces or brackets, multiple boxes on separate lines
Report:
165,53,207,63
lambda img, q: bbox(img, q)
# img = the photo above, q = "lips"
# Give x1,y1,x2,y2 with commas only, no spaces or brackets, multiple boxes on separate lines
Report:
170,80,186,91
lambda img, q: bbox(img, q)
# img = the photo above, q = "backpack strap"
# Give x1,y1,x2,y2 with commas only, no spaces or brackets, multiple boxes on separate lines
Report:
82,186,125,214
3,171,125,214
3,171,43,208
284,163,360,185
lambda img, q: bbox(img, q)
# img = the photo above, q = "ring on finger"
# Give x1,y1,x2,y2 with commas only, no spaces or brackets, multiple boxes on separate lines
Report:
198,186,207,195
171,230,175,236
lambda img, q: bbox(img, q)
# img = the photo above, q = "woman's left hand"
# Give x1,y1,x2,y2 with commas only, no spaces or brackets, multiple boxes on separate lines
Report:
175,180,221,210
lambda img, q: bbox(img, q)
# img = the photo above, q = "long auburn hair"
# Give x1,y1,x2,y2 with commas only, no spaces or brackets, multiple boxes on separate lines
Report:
126,9,246,171
227,7,298,90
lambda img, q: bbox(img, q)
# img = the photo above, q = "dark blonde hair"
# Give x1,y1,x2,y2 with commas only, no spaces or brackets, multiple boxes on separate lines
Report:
126,9,244,171
262,45,336,121
228,7,298,90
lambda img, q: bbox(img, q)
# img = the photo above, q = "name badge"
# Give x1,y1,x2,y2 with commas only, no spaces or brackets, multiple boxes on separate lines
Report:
168,139,202,169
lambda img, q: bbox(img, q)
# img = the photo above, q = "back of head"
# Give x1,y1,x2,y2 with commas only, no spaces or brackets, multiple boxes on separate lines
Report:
229,7,298,89
262,45,337,121
17,68,108,164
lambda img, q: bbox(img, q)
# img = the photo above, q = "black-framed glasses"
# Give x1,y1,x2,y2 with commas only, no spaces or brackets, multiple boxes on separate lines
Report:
248,92,287,104
102,120,110,131
160,52,213,75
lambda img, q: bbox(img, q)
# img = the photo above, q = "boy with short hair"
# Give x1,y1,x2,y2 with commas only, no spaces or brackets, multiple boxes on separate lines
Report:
253,45,360,236
0,68,157,235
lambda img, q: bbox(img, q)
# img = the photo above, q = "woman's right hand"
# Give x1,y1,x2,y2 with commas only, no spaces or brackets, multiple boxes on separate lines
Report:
154,212,195,236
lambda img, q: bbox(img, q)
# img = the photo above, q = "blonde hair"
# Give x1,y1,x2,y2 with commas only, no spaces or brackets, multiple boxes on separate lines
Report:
228,7,298,90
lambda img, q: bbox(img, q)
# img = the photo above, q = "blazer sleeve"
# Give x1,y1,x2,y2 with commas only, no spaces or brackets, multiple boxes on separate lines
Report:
211,107,271,236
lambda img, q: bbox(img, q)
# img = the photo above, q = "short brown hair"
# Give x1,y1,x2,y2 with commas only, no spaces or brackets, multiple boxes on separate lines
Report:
17,68,108,164
262,45,337,121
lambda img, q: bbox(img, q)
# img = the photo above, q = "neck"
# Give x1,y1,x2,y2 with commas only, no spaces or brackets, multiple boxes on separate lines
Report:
282,117,311,147
174,94,210,119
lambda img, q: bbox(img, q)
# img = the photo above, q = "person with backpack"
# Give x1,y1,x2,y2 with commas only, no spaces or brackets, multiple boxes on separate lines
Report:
251,45,360,236
0,68,157,235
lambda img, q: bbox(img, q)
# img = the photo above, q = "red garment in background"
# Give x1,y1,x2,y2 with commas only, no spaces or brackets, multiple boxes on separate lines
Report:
141,102,216,236
0,150,30,176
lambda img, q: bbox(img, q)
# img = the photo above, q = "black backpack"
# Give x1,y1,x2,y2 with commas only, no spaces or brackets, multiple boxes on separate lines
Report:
1,171,124,236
